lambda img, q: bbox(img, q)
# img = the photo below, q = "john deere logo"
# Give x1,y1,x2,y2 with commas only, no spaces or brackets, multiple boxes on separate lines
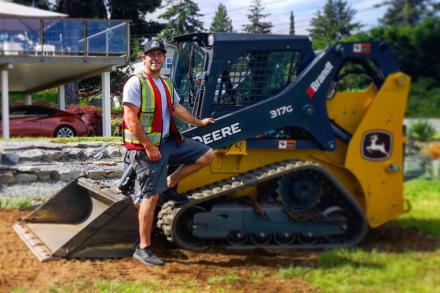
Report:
361,131,392,161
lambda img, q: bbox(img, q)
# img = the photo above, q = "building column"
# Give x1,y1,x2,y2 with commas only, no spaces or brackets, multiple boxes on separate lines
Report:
25,94,32,105
58,84,65,110
101,71,111,137
1,70,10,139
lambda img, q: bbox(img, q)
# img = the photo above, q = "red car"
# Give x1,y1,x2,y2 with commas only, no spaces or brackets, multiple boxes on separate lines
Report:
0,105,89,137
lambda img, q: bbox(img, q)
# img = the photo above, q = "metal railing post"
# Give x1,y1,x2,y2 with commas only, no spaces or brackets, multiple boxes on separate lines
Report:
126,22,131,61
83,20,88,56
105,29,109,56
39,19,44,54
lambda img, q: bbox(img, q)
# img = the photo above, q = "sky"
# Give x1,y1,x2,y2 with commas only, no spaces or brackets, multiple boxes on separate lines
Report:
146,0,389,35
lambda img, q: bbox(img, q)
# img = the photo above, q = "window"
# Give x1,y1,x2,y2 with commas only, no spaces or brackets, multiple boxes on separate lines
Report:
210,50,301,117
9,106,55,118
165,57,173,69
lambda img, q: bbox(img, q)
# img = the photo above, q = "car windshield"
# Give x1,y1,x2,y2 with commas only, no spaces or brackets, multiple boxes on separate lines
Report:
172,41,208,114
9,106,56,118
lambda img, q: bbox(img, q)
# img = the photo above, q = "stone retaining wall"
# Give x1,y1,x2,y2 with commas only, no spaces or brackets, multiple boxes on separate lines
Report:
0,141,126,186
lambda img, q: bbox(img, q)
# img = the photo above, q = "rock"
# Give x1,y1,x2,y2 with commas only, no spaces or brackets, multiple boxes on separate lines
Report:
0,171,16,184
95,161,117,166
38,171,52,182
16,173,38,183
77,142,103,148
84,148,98,158
107,146,122,157
50,171,60,181
16,166,41,172
112,170,123,178
86,170,111,180
19,149,44,161
59,170,83,181
1,153,19,165
93,149,108,160
45,150,65,161
65,148,85,160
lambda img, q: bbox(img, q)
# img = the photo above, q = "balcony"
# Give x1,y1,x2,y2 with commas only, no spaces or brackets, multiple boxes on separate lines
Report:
0,18,130,92
0,17,131,138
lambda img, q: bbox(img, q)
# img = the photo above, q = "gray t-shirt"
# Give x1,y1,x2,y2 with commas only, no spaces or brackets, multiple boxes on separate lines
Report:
123,75,181,137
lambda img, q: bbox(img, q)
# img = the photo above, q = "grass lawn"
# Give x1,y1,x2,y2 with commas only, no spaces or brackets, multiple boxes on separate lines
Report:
279,178,440,293
0,136,122,143
9,89,58,107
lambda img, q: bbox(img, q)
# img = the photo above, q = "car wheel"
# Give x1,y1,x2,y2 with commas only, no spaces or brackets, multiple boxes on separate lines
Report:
55,126,76,137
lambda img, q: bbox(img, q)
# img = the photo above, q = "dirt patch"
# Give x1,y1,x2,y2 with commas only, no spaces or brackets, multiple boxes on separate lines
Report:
1,209,438,292
0,209,315,292
362,223,439,252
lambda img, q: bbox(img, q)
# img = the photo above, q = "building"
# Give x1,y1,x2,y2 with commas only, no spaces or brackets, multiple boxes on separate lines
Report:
0,1,130,138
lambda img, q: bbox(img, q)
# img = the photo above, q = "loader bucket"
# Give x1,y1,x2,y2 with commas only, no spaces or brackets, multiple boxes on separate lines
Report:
13,177,139,262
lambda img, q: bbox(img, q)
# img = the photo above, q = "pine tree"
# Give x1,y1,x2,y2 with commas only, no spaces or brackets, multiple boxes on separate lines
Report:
56,0,106,18
289,11,295,35
242,0,273,34
210,3,233,32
309,0,361,47
378,0,439,26
158,0,204,41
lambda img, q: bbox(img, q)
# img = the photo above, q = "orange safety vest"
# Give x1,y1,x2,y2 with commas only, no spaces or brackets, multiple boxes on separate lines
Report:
122,72,182,150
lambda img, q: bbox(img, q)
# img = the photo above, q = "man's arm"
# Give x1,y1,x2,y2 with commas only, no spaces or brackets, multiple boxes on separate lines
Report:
173,103,215,127
124,102,161,161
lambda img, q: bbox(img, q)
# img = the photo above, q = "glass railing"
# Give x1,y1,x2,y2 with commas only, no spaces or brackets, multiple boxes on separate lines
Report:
0,18,129,57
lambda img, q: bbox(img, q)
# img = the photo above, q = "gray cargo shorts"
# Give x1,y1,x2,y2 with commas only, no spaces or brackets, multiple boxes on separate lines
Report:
126,137,212,201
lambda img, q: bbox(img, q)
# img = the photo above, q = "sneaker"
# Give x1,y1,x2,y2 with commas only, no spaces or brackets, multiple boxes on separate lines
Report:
133,247,165,266
161,187,189,204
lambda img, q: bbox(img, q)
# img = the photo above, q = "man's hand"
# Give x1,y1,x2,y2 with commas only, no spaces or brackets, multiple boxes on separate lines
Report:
198,118,215,127
144,143,161,161
173,103,215,127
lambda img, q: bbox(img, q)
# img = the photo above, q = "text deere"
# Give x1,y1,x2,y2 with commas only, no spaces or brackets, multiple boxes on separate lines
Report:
192,122,242,145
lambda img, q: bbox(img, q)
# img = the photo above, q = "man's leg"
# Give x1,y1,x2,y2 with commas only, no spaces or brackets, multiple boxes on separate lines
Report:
138,194,159,248
167,149,215,188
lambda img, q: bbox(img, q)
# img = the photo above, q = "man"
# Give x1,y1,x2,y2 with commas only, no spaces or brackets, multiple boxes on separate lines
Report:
122,39,215,266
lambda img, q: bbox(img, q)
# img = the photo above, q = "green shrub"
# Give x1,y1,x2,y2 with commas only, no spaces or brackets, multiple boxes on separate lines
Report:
112,106,123,115
406,78,440,118
111,117,122,136
408,120,436,141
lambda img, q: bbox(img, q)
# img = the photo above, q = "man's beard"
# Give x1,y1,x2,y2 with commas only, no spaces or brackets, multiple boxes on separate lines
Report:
148,64,161,73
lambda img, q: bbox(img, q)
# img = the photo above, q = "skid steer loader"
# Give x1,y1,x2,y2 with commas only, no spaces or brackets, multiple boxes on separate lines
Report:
14,33,410,261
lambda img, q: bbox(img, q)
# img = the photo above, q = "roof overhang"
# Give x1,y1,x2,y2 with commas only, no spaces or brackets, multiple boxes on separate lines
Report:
0,1,67,18
0,55,127,93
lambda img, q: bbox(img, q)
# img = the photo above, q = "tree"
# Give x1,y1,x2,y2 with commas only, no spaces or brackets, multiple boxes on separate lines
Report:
57,0,163,38
242,0,273,34
343,17,440,118
158,0,204,41
56,0,106,18
289,11,295,35
378,0,439,26
210,3,233,32
309,0,361,48
13,0,52,10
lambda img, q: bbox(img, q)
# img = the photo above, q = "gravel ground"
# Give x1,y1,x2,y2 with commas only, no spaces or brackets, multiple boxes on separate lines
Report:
0,178,120,199
0,181,68,198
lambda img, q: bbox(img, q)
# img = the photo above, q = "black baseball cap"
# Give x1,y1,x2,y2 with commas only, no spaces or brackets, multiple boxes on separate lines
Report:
143,39,167,54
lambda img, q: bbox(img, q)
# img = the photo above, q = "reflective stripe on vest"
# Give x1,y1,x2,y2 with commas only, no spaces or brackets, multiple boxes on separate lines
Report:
123,129,161,145
122,73,176,149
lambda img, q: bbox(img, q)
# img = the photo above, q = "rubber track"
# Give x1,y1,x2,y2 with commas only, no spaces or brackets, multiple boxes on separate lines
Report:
157,160,368,251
